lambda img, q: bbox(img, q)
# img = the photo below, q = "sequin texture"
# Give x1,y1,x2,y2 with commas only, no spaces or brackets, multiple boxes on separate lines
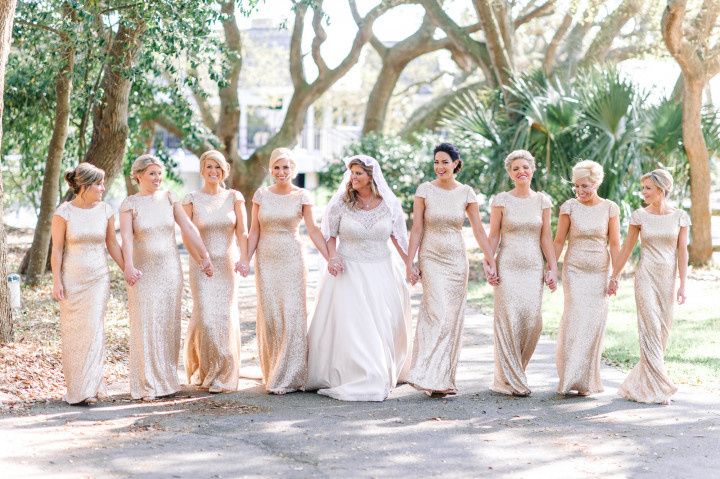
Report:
491,191,552,395
253,187,313,393
120,191,183,399
183,189,243,391
618,208,690,403
54,202,113,404
556,198,619,394
407,182,477,393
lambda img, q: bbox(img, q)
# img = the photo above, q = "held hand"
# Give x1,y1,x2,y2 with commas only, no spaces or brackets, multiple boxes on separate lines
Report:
677,284,686,305
52,282,65,301
483,259,500,286
607,278,619,296
200,257,214,277
406,263,420,285
235,259,250,277
544,270,558,292
124,266,142,286
328,257,344,277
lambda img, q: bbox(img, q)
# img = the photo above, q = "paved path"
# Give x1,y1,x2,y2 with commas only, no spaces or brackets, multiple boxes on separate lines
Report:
2,255,719,478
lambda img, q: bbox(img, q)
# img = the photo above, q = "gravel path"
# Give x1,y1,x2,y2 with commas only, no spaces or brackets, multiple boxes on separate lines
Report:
2,252,718,478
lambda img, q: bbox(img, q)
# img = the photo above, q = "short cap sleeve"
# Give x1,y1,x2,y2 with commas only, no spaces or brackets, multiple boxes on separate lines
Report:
679,210,691,227
232,189,245,203
629,208,643,226
103,202,114,220
415,182,431,199
54,202,71,221
608,200,620,218
300,189,312,206
491,192,506,208
119,196,135,217
540,192,552,209
559,198,574,216
252,187,263,205
182,192,194,206
167,190,179,205
325,201,342,237
465,185,478,205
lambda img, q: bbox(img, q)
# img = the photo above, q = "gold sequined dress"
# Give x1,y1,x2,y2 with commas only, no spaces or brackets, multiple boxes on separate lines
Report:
556,198,619,394
54,201,113,404
491,191,552,395
407,182,477,393
120,191,183,399
183,189,243,391
306,201,411,401
253,187,312,393
618,208,690,403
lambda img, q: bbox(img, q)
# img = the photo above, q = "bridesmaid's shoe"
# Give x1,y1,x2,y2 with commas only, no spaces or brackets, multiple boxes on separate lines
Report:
511,390,531,398
576,391,590,397
141,396,156,402
85,397,98,405
208,386,224,394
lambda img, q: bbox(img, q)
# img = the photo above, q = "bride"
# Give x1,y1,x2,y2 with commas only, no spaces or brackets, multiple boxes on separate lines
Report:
306,155,411,401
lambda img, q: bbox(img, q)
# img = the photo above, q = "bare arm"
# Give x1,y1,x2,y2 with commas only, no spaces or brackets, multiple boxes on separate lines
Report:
174,203,213,276
303,204,329,260
488,206,503,255
540,208,558,291
234,198,249,275
326,236,343,276
607,215,621,267
466,202,496,271
676,225,689,304
247,202,261,261
391,236,408,264
105,215,124,271
50,215,66,301
119,210,141,285
611,224,640,279
553,213,570,262
405,196,425,284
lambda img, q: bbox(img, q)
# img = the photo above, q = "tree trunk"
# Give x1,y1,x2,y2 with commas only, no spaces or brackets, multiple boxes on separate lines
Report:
683,78,713,264
25,39,76,285
83,21,145,189
362,64,404,135
473,0,514,92
0,0,19,343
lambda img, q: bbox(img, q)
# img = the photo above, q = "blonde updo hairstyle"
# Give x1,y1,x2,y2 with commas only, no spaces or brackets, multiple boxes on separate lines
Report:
268,147,298,179
343,158,380,209
641,169,674,196
199,149,229,185
504,149,536,172
571,160,604,186
64,162,105,196
131,154,164,184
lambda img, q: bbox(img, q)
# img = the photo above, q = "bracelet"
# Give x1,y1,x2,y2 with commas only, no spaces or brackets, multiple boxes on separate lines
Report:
609,277,618,283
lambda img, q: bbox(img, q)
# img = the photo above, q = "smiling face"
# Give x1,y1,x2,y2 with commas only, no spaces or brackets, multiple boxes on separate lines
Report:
201,159,224,186
272,158,293,185
573,177,597,202
349,164,372,192
137,164,163,193
641,177,664,204
508,158,533,184
434,151,459,180
81,179,105,203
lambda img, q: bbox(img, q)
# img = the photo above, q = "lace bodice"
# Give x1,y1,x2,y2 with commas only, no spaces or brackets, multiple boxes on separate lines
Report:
326,201,394,262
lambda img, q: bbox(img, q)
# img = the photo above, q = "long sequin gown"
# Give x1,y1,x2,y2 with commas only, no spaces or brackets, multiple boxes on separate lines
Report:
407,182,477,393
307,201,411,401
253,187,312,393
120,191,183,399
54,202,113,404
618,208,690,403
183,189,243,392
491,191,552,396
556,198,619,395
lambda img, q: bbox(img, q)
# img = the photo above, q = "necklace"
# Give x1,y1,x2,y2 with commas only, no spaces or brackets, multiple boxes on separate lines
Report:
357,196,376,210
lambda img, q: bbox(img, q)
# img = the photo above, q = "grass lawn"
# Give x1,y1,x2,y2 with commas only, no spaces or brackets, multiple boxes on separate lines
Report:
467,269,720,390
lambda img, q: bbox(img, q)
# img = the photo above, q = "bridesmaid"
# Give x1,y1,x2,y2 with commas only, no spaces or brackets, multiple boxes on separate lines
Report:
609,169,689,405
247,148,328,394
405,143,497,397
51,163,124,405
182,150,249,393
553,160,621,396
119,154,214,401
487,149,558,397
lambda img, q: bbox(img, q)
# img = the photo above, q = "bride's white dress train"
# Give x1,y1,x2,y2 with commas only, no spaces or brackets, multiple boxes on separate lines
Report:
306,201,411,401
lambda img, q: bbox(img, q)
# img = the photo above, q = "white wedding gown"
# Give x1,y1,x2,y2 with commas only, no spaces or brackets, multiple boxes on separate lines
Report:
307,201,411,401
